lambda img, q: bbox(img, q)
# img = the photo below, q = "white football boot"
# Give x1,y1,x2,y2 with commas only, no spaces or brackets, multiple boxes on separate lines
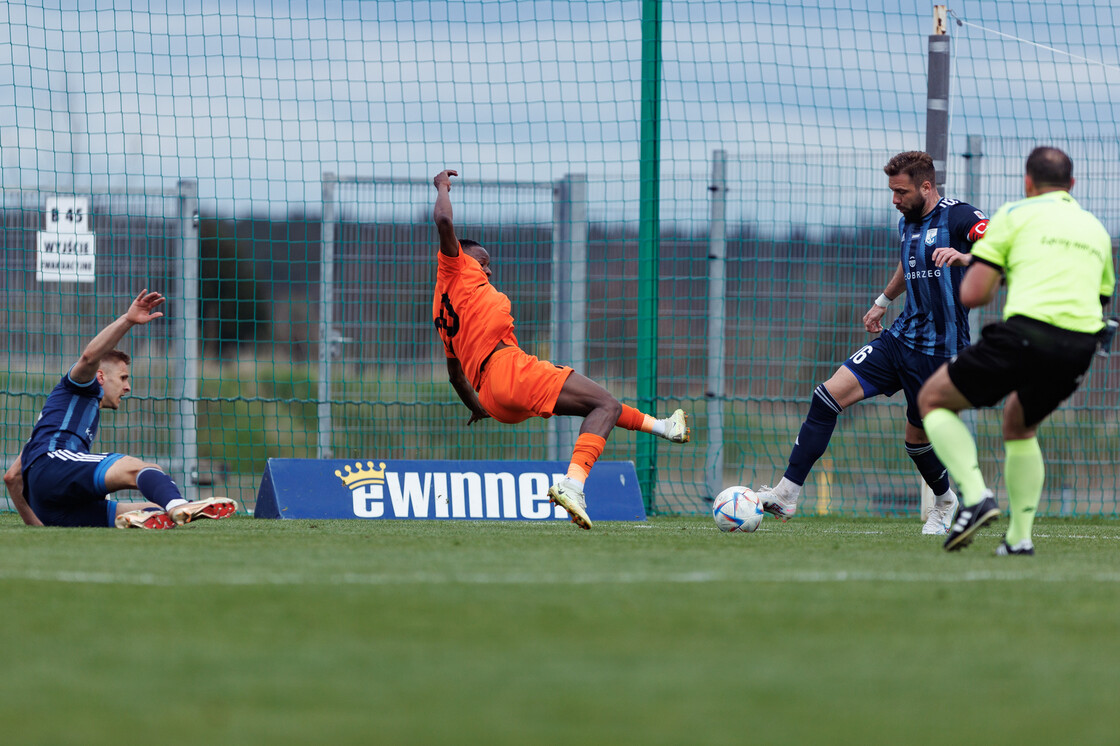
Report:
757,484,798,522
168,497,238,526
922,491,959,535
115,508,174,530
662,409,690,443
547,477,592,530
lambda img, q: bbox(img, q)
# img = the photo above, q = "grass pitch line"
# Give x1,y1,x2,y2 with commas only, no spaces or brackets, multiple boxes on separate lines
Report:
1034,533,1120,540
5,566,1120,586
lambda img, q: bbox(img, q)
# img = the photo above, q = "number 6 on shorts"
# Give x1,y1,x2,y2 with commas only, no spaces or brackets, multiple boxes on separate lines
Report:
850,345,874,365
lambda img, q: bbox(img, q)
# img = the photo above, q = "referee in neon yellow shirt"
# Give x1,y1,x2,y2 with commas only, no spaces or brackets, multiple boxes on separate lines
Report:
918,146,1116,555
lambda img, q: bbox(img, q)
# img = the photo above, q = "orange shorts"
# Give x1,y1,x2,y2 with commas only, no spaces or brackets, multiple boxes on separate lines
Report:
477,347,574,425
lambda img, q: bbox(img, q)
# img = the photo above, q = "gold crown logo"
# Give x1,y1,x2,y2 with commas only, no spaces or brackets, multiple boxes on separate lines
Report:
335,461,387,490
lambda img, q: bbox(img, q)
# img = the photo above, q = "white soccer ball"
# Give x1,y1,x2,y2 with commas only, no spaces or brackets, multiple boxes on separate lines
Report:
712,486,765,533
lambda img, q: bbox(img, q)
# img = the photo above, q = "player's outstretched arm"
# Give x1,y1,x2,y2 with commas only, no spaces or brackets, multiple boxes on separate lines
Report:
3,456,42,527
433,169,460,258
446,359,490,426
70,290,166,383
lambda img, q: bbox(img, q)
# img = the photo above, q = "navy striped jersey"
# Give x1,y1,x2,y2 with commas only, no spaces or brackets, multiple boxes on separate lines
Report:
20,370,103,469
885,198,988,357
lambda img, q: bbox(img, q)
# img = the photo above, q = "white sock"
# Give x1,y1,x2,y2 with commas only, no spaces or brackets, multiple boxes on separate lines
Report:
776,477,802,500
561,476,584,491
164,498,188,511
650,418,668,437
934,488,957,506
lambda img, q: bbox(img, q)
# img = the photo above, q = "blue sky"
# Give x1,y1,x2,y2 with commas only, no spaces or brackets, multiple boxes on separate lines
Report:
1,0,1118,227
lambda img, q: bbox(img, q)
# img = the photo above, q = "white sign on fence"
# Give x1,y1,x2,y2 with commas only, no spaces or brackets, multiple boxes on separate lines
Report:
37,196,96,283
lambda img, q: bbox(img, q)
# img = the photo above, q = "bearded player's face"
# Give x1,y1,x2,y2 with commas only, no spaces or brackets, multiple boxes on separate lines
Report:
888,174,930,223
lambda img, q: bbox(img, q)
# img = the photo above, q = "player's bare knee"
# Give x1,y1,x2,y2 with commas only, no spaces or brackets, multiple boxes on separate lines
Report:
601,396,623,424
133,463,168,483
904,422,928,443
109,458,163,483
823,368,863,407
1002,403,1035,441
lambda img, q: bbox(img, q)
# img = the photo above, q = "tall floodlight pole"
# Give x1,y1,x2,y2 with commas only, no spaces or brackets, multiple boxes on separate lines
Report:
921,4,951,520
926,5,950,193
637,0,663,509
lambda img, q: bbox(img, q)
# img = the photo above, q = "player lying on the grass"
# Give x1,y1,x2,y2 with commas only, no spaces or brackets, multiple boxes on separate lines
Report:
918,146,1115,555
432,168,689,530
755,151,989,534
2,290,237,529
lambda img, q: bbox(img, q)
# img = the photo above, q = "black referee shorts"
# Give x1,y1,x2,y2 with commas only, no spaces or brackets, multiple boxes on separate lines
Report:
947,315,1100,427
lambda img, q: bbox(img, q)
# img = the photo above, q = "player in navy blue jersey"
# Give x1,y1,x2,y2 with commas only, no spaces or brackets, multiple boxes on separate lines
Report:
3,291,237,529
756,151,989,534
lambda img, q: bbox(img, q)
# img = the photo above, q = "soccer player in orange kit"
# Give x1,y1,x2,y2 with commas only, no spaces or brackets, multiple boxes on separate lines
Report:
432,169,689,529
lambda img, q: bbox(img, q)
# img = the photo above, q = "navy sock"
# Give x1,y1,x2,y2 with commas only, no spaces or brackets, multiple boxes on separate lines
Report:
784,385,843,486
135,468,182,509
905,441,951,495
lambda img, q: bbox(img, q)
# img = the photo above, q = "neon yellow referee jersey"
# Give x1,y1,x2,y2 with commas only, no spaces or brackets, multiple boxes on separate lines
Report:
971,190,1115,334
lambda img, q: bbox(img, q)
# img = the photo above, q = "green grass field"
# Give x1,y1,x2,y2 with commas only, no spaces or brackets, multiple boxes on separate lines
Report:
2,513,1119,745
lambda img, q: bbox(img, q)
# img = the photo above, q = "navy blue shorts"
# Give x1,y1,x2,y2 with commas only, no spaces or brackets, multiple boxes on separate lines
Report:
25,451,125,527
841,332,952,427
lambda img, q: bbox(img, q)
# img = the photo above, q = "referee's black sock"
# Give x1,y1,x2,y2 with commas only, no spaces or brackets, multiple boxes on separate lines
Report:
136,467,183,509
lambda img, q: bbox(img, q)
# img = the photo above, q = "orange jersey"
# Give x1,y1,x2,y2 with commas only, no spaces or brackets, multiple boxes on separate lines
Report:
433,250,519,389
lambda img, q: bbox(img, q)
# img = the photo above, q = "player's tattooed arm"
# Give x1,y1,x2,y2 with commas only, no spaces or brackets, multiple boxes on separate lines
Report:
3,456,43,527
446,358,490,426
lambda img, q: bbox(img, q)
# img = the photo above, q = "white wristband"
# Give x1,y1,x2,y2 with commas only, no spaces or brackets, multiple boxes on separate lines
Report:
874,293,892,308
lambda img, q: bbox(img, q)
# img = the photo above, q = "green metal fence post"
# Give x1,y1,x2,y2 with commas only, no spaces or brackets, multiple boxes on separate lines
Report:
637,0,662,510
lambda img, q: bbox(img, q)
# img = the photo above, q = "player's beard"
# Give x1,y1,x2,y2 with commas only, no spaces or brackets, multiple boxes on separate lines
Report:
899,204,925,223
